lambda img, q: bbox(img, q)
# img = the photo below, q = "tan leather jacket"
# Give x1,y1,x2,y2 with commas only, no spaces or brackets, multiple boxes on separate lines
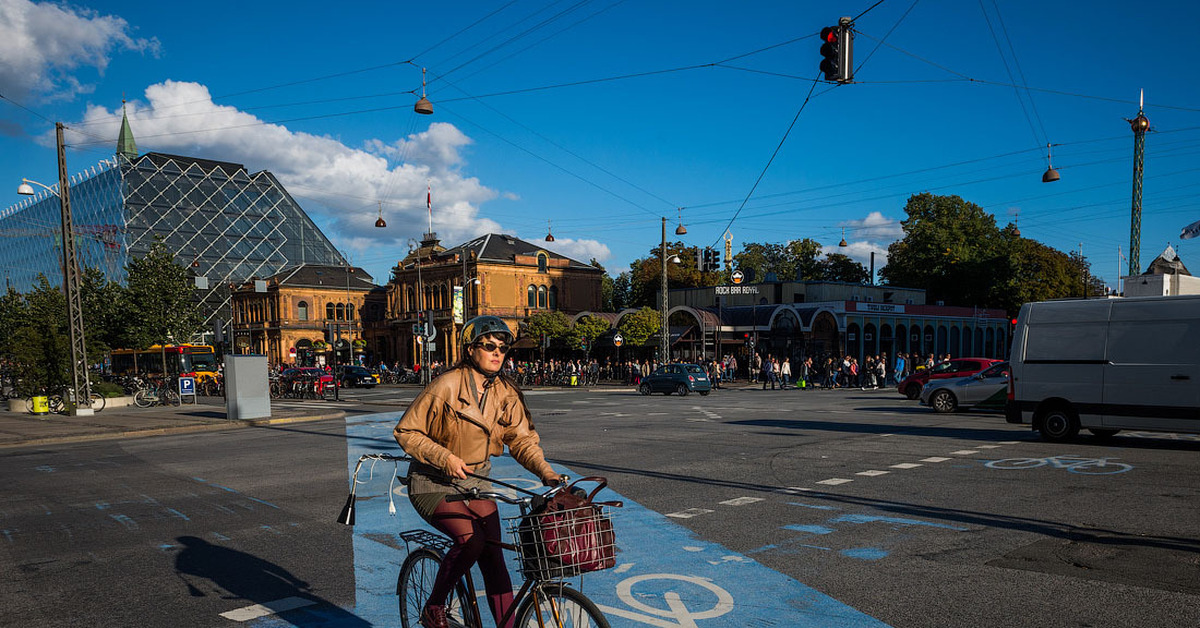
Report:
394,367,556,484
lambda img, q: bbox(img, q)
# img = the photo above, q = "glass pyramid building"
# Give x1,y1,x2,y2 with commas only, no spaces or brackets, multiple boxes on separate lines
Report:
0,110,346,332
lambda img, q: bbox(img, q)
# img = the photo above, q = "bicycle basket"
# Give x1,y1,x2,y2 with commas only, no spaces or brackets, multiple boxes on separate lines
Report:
508,505,616,581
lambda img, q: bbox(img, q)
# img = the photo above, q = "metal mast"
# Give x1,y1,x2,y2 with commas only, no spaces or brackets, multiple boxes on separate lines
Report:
660,217,668,363
1128,90,1149,276
56,122,93,415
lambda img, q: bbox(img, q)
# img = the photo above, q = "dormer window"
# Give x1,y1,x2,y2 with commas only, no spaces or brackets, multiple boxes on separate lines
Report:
537,252,548,273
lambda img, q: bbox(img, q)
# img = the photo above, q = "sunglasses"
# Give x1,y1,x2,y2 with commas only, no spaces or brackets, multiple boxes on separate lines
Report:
473,341,511,354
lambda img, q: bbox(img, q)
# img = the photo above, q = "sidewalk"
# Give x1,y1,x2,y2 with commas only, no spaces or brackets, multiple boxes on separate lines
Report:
0,398,345,450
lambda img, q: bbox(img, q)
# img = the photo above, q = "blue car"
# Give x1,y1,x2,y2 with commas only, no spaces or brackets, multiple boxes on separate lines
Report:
638,363,712,396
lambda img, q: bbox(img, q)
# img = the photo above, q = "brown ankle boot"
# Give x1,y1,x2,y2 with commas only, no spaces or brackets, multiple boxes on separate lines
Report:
420,604,448,628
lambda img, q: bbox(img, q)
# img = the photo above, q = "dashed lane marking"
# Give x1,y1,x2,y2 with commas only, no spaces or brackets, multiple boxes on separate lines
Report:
976,445,1002,449
921,457,952,463
949,450,980,455
890,463,923,469
855,470,889,477
219,597,314,622
816,478,854,486
720,497,765,506
666,507,715,519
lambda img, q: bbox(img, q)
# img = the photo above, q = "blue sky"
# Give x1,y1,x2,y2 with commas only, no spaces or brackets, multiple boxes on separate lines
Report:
3,0,1199,289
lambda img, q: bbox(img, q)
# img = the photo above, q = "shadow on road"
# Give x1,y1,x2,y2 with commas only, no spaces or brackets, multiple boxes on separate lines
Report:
174,536,368,627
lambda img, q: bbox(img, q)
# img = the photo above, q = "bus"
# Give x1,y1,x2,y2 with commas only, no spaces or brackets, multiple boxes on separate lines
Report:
109,344,220,382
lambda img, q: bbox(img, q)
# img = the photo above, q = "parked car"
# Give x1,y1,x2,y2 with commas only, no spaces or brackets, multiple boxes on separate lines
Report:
920,362,1010,413
280,367,334,393
336,365,378,388
638,363,712,396
898,358,1003,400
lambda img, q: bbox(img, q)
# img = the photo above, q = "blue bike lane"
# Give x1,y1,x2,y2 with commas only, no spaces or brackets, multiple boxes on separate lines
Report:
329,411,891,627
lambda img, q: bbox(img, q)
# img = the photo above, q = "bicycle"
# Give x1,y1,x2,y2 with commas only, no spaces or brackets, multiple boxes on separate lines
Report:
133,378,180,408
985,455,1133,475
340,453,618,628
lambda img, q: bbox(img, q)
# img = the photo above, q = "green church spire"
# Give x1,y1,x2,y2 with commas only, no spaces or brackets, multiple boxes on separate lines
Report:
116,100,138,161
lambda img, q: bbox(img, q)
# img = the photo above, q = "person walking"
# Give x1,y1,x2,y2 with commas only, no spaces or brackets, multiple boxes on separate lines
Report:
393,316,562,628
780,357,792,390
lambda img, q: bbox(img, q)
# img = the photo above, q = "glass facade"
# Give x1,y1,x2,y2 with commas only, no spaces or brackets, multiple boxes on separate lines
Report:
0,152,345,332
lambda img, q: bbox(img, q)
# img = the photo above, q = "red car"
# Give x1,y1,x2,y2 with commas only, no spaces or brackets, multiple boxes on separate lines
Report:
897,358,1003,400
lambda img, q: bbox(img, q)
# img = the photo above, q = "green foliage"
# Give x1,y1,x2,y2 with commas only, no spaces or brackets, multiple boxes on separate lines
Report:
91,380,124,398
819,253,871,284
0,287,27,360
626,242,722,308
10,276,70,393
569,315,611,350
611,272,631,311
124,239,203,348
617,307,660,347
80,266,128,355
882,193,1103,313
525,310,572,346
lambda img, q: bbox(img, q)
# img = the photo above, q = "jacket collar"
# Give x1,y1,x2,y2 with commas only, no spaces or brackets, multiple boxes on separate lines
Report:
454,367,488,426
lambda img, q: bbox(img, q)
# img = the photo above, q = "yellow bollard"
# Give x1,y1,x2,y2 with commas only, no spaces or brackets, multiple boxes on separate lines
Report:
31,396,49,415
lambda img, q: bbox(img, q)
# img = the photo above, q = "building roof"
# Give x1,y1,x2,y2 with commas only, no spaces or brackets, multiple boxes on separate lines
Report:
133,152,248,178
116,105,137,161
446,233,602,272
261,264,376,290
1143,244,1190,276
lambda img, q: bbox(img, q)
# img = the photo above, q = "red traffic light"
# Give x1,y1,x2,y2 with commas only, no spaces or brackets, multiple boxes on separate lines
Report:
743,333,750,338
820,26,838,43
1010,318,1018,326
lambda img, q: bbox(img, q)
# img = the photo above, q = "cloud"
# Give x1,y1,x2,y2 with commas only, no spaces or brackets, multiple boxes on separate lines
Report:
65,80,505,275
0,0,159,102
840,211,904,242
540,237,611,266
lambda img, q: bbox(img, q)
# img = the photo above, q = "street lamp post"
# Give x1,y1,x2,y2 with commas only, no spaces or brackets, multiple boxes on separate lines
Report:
659,217,682,364
17,122,92,416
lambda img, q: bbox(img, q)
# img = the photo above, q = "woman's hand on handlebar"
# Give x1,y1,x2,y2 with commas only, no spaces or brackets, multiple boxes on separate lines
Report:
542,474,569,487
444,454,470,480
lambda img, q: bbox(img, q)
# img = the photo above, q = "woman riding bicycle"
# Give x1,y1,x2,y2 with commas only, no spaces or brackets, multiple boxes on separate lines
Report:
394,315,561,628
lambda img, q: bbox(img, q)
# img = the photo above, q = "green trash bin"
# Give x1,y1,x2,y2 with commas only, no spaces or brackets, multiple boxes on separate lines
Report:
30,395,49,415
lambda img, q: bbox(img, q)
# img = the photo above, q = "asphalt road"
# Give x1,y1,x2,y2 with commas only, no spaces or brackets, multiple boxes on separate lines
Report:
1,384,1196,627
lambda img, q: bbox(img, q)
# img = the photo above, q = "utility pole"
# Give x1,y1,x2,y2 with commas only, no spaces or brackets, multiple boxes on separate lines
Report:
660,217,669,364
56,123,92,416
1128,90,1149,276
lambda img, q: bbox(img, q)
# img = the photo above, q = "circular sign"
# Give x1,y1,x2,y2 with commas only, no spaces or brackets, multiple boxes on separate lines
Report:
731,270,744,284
334,338,350,351
613,334,624,347
289,347,297,356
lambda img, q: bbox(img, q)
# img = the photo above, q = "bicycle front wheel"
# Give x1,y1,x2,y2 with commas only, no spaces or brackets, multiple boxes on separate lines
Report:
133,389,154,408
515,583,609,628
89,392,106,412
397,547,477,628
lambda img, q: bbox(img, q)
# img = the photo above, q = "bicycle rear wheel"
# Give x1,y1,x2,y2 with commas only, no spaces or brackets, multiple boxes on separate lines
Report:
514,583,609,628
397,547,477,628
89,392,106,412
133,389,154,408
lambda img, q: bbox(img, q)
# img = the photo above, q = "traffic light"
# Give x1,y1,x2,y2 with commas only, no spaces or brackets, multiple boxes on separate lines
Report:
701,247,719,273
819,19,854,83
695,248,704,271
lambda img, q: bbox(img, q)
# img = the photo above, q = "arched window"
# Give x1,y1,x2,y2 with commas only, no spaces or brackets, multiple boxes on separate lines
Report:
527,284,537,308
297,301,308,321
406,287,414,312
538,253,548,273
347,303,355,320
326,303,335,319
336,303,345,320
548,285,558,310
538,285,547,308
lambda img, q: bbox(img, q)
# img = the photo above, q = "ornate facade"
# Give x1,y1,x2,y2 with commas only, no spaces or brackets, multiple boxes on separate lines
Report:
367,233,603,367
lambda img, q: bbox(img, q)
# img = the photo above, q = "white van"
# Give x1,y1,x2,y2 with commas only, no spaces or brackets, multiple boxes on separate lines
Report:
1006,294,1200,441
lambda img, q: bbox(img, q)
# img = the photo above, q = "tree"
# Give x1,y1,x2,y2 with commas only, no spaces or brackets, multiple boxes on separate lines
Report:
125,240,203,350
611,272,631,311
79,266,128,355
881,193,1005,306
627,242,721,308
525,311,572,348
819,253,871,284
0,287,27,362
569,315,611,352
617,307,660,348
10,276,70,394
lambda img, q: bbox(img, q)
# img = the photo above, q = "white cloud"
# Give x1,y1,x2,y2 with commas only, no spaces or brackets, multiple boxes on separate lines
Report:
0,0,159,102
840,211,903,242
540,238,610,266
65,80,506,276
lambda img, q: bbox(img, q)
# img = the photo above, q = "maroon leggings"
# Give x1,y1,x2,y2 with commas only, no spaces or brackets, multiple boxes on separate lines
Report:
427,498,514,628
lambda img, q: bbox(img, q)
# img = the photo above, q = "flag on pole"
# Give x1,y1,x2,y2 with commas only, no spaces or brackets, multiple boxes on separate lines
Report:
426,182,433,234
1181,217,1200,241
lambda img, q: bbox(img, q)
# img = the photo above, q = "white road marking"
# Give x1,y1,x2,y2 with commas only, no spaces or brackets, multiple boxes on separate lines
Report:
816,478,853,486
666,508,714,519
976,445,1001,449
785,486,815,493
855,470,889,477
220,597,315,622
890,463,923,469
720,497,765,506
999,441,1020,444
949,450,980,455
921,457,952,463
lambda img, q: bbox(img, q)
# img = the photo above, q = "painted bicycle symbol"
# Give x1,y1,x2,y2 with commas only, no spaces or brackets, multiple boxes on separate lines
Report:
985,455,1133,475
597,574,734,628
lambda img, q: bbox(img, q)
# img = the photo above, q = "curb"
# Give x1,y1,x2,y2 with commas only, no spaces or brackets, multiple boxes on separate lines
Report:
0,410,347,450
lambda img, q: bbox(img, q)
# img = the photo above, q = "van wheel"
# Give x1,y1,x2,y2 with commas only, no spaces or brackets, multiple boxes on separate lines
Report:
1088,428,1120,439
1038,406,1080,442
904,384,922,400
930,390,958,413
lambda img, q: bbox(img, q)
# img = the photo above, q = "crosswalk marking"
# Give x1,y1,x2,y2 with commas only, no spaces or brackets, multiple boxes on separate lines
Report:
921,457,952,463
890,463,923,469
666,508,715,519
720,497,765,506
816,478,853,486
219,597,314,622
856,470,889,477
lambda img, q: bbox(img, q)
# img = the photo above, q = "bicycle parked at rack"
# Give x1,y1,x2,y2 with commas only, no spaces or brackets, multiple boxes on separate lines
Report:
133,378,180,408
340,453,619,628
24,386,106,414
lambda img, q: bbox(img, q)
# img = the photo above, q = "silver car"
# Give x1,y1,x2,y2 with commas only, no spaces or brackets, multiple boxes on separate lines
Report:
920,362,1010,413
